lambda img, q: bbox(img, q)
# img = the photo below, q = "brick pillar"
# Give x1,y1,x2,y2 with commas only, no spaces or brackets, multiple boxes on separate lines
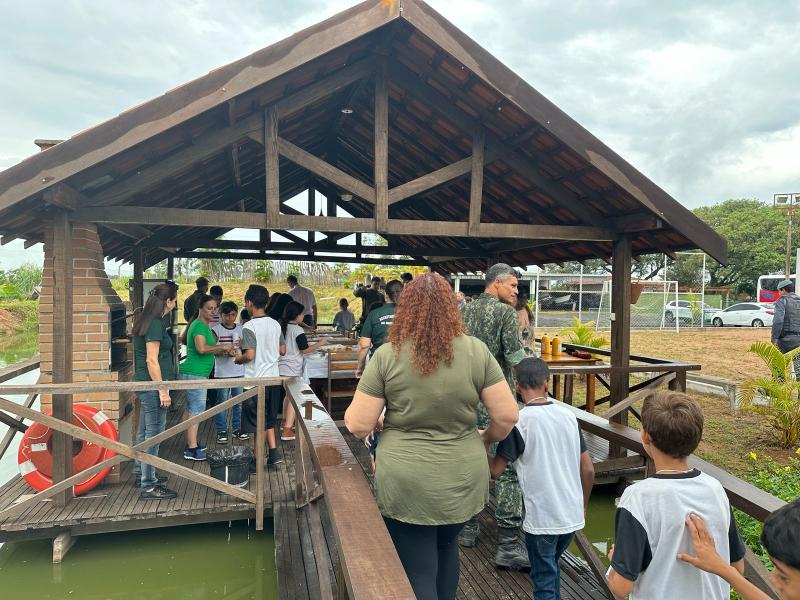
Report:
39,221,133,483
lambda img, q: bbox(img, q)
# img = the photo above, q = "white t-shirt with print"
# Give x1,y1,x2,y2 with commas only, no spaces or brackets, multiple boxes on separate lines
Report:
241,316,283,379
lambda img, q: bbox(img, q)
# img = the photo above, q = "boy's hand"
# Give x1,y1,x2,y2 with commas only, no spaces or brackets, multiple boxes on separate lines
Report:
676,513,728,576
607,543,614,563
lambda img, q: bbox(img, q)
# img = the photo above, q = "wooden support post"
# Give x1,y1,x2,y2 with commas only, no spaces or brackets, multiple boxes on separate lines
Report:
255,385,265,531
264,107,280,230
131,247,144,313
52,210,73,506
374,63,389,234
468,127,485,237
53,531,77,563
669,370,687,392
609,235,632,457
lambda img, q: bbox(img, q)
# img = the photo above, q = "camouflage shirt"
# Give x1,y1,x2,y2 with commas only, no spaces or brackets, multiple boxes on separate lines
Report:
461,293,526,388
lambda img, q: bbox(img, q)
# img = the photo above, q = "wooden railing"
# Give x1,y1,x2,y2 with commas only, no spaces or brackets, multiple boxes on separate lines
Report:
0,377,277,530
0,356,41,462
283,377,414,599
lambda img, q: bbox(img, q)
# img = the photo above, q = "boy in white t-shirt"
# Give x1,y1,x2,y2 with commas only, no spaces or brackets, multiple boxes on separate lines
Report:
607,391,746,600
490,357,595,600
235,285,286,466
211,301,248,444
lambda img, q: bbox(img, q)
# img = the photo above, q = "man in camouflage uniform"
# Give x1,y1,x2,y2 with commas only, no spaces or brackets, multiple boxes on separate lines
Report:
461,263,529,571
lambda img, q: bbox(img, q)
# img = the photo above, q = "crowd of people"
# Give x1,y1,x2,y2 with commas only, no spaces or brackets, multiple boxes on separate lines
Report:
130,267,799,600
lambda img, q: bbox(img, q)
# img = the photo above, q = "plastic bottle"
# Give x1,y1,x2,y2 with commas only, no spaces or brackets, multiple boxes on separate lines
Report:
540,334,550,355
552,335,561,356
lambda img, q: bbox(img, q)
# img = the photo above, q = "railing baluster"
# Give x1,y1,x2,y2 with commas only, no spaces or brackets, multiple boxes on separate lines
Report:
255,385,266,531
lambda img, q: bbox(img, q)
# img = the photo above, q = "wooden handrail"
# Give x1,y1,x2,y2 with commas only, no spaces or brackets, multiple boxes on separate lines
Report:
0,356,40,384
283,377,415,600
0,376,282,395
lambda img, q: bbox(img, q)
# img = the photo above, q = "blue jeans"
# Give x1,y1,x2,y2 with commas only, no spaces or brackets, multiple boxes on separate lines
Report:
179,373,208,415
134,390,167,489
525,532,575,600
213,385,243,433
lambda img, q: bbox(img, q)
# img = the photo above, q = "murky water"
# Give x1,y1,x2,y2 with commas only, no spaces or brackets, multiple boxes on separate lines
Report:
0,340,277,599
574,488,618,565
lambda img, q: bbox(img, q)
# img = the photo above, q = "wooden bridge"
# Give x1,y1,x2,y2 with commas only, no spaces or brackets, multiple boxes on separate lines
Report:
0,356,786,599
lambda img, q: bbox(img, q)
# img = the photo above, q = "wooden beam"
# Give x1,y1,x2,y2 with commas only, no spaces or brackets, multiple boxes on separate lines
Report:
277,137,376,205
229,145,241,188
609,235,632,456
265,107,279,229
101,223,153,241
374,62,389,233
173,251,426,266
42,183,80,211
131,247,145,312
387,157,472,205
469,127,485,236
51,210,73,506
23,238,41,249
73,205,264,229
0,235,18,246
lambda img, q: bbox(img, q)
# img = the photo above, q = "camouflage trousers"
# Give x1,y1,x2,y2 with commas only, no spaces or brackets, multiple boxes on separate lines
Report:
478,401,524,530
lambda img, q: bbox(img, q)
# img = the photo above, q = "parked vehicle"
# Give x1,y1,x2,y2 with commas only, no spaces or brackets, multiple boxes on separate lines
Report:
664,300,715,324
757,274,796,304
710,303,774,328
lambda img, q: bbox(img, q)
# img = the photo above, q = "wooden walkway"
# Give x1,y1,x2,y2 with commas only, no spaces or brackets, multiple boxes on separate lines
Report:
0,414,279,542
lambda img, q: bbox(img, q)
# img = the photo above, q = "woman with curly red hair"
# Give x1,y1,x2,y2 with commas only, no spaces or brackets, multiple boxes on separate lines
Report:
345,272,518,599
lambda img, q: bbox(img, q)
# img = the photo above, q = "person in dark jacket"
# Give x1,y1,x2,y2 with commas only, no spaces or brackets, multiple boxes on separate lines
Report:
771,279,800,376
183,277,209,322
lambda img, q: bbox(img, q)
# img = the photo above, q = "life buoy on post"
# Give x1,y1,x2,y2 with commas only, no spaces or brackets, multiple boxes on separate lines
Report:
18,404,118,496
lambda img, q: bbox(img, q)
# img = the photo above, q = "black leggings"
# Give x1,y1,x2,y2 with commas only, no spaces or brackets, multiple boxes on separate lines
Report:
383,517,465,600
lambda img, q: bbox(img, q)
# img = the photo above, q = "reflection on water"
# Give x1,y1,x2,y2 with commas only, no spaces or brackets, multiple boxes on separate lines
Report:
0,520,277,600
572,487,618,566
0,332,38,368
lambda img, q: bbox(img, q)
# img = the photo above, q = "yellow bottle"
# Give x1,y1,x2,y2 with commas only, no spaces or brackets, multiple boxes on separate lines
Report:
541,334,550,355
552,335,561,356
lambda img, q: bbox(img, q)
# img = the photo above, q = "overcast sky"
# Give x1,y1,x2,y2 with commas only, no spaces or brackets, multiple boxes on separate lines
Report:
1,0,798,269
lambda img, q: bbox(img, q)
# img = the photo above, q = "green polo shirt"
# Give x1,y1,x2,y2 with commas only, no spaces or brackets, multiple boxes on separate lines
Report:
180,319,215,377
133,317,175,382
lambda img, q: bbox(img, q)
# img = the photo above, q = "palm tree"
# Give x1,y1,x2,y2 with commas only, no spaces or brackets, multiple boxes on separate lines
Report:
738,341,800,448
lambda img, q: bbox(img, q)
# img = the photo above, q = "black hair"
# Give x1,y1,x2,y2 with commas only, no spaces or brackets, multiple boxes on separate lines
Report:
400,272,413,283
209,285,223,297
514,357,550,390
219,300,238,315
244,285,269,310
195,276,209,289
339,298,349,308
280,301,305,336
239,308,250,323
132,282,178,337
371,276,381,284
287,275,298,285
268,293,293,321
385,279,403,302
761,497,800,569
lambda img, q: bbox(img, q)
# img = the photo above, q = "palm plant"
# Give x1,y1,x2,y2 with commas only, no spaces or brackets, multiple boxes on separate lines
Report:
559,317,609,349
739,341,800,448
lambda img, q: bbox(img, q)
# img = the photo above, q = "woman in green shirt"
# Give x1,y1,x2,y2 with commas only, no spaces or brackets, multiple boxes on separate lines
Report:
132,282,178,499
179,295,235,461
345,273,518,600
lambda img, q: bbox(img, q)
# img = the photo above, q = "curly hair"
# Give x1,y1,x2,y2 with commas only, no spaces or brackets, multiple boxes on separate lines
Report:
387,272,464,375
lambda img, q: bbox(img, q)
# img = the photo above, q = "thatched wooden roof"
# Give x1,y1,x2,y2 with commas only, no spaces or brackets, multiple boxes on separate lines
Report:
0,0,726,272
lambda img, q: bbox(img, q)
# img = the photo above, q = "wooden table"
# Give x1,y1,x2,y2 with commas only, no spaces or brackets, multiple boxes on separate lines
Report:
542,353,603,413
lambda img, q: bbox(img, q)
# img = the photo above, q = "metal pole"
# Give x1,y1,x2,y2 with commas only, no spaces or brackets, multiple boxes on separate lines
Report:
534,273,540,330
675,280,680,333
700,254,706,328
578,264,584,322
786,206,794,279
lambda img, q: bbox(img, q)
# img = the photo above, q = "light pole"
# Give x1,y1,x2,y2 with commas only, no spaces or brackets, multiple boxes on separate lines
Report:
773,193,800,278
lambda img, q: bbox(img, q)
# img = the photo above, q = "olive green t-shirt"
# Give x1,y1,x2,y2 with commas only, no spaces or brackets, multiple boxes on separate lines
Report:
357,335,505,525
180,319,215,377
133,317,174,382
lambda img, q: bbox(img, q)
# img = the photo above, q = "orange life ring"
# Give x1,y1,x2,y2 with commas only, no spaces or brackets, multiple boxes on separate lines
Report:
18,404,118,496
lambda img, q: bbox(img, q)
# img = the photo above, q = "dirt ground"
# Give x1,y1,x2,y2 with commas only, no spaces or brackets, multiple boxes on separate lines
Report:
0,308,16,336
629,328,769,383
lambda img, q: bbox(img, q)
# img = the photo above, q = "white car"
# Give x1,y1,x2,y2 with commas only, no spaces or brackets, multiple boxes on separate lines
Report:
664,300,715,323
710,303,774,328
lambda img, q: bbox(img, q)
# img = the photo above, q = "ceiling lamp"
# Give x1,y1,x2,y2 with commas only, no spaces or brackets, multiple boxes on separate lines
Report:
340,193,353,202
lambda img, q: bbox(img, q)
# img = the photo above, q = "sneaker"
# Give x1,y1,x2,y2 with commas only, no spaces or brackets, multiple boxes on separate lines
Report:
267,448,283,466
134,474,168,487
217,431,229,444
233,430,250,441
183,446,207,461
140,484,178,500
280,426,296,441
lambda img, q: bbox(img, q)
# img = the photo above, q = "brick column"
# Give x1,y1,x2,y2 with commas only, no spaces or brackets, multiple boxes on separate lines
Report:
39,221,133,483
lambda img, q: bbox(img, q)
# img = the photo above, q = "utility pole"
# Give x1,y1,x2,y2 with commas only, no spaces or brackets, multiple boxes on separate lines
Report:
774,194,800,278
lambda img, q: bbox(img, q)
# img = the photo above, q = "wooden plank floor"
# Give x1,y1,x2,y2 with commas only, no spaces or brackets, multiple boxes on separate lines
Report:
0,412,280,542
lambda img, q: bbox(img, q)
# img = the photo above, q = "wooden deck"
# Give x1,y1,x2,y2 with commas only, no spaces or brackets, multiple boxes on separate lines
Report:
0,414,279,542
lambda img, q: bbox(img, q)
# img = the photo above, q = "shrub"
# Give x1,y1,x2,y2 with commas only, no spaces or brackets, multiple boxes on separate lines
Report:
559,317,609,349
739,342,800,447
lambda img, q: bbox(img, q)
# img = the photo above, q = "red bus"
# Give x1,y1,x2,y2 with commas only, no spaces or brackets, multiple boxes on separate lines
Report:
757,274,796,303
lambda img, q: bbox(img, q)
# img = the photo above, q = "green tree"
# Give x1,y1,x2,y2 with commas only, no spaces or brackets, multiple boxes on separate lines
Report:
694,199,786,295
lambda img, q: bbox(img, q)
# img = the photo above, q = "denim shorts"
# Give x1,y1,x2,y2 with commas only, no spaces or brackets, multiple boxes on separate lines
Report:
179,373,208,416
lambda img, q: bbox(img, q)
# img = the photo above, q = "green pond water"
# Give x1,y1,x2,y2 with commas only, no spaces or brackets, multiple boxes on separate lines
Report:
0,334,618,597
